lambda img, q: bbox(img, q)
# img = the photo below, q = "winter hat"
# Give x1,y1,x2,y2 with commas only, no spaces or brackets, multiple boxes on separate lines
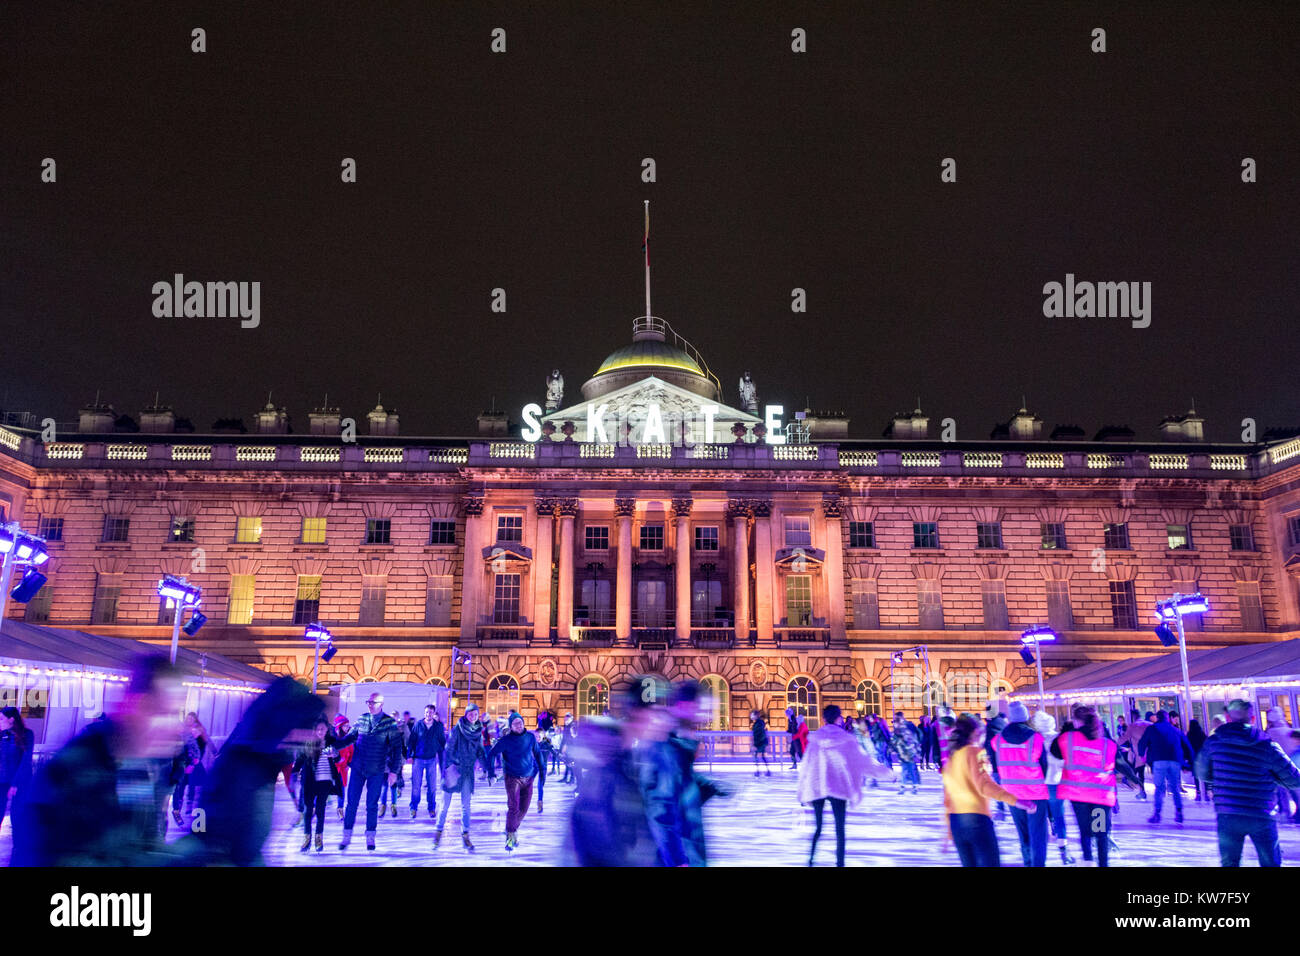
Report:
984,701,1001,720
1031,711,1056,736
1008,701,1030,724
334,713,350,727
508,711,524,729
1267,706,1286,726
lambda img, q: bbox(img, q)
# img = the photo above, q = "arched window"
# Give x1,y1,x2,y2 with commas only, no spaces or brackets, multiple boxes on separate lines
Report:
424,676,447,687
484,673,519,722
698,674,730,730
576,674,610,718
357,676,378,683
990,678,1015,700
855,679,882,716
786,676,819,727
923,679,947,710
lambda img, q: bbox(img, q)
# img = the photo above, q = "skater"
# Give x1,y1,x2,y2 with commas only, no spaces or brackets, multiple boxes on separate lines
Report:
751,710,771,776
1264,706,1300,820
1195,699,1300,867
388,709,410,815
0,706,34,852
436,702,487,850
333,692,404,852
890,714,921,794
798,704,884,867
488,711,546,850
868,713,893,768
559,714,578,783
1122,710,1153,800
786,707,803,769
1052,704,1117,867
1137,710,1194,825
170,712,210,827
292,718,343,852
333,714,353,818
408,704,446,819
1188,718,1209,801
935,705,955,769
942,713,1032,867
642,681,725,867
992,702,1048,866
1031,711,1075,865
983,702,1009,820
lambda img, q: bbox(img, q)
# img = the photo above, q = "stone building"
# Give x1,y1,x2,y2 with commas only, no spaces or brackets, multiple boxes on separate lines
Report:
2,316,1299,730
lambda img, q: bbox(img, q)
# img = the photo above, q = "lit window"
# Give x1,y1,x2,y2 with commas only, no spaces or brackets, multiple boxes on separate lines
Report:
228,574,255,625
785,574,813,626
576,675,609,718
301,517,327,544
1040,522,1067,550
485,674,520,721
698,675,730,730
786,676,819,726
169,518,195,543
294,575,321,624
850,578,879,629
1166,524,1191,550
235,516,262,544
855,679,882,716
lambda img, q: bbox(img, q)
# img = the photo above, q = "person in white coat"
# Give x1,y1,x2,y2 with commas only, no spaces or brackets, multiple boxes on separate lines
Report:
1032,710,1076,865
797,704,893,866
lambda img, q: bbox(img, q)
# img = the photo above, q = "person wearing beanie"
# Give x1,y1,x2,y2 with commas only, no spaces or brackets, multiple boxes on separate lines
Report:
487,711,546,850
983,701,1009,821
435,703,487,851
993,701,1049,866
1030,710,1075,864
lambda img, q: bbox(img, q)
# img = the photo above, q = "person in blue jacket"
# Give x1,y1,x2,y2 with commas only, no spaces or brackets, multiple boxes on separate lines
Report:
488,712,546,850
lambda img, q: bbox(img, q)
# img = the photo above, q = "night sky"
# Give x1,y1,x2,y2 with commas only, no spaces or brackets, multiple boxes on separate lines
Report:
2,2,1297,440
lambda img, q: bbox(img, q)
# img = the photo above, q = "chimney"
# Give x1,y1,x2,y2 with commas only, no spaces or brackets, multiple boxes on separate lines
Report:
477,410,511,437
1158,407,1205,443
1007,403,1043,440
1093,425,1136,442
367,401,399,436
139,401,176,433
78,401,115,433
309,402,342,435
884,402,929,439
254,399,289,434
799,409,849,440
1049,424,1086,441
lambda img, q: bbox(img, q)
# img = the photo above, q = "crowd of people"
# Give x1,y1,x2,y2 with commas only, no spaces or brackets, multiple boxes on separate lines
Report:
3,653,1300,868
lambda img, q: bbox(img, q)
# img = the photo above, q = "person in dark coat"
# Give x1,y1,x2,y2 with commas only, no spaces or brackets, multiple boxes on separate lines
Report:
786,707,802,769
0,706,34,858
332,691,405,852
407,704,446,819
1137,711,1194,824
435,703,487,850
1187,718,1209,801
1195,699,1300,867
292,717,343,852
642,681,725,867
750,710,770,776
488,711,546,850
13,656,187,867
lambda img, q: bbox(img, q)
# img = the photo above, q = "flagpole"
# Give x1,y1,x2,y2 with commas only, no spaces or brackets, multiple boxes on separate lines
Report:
644,199,651,317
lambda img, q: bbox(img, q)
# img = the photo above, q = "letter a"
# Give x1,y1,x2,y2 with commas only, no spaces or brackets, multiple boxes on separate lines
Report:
41,158,56,182
192,28,206,53
1042,281,1063,317
1241,158,1256,183
341,158,356,183
791,28,806,53
641,158,657,183
941,158,956,182
491,28,506,53
791,288,806,313
1091,28,1106,53
491,288,507,313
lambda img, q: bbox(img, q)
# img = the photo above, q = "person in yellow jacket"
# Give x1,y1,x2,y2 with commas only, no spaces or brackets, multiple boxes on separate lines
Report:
942,714,1036,866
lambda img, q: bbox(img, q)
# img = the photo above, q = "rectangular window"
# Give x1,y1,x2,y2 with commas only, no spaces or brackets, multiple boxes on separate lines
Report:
912,522,939,549
848,521,874,549
358,575,387,625
1109,580,1138,629
429,519,456,546
784,515,812,548
636,579,667,626
1040,522,1067,550
102,516,130,543
1237,582,1265,631
584,525,610,551
425,576,453,626
301,517,327,544
235,516,262,544
169,517,195,543
1166,524,1191,550
981,579,1009,629
492,573,521,624
24,586,52,624
1289,516,1300,547
694,526,719,551
228,574,255,625
579,578,612,625
1047,581,1074,632
1229,524,1255,552
786,574,813,626
850,578,880,629
976,522,1003,549
364,518,391,545
917,580,944,628
639,524,664,551
294,575,322,625
37,516,64,541
91,574,122,623
1103,522,1130,550
158,596,177,626
496,515,523,543
691,579,724,625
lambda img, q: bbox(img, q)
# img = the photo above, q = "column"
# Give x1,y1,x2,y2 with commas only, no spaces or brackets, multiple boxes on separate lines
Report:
459,496,485,643
556,498,577,639
673,497,692,645
729,499,750,644
532,497,555,642
822,493,846,644
752,499,774,645
615,497,634,642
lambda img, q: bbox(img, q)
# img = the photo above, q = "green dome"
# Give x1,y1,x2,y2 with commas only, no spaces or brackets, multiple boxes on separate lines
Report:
594,339,705,377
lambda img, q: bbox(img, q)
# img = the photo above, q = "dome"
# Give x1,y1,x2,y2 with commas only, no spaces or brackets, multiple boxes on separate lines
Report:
594,339,705,377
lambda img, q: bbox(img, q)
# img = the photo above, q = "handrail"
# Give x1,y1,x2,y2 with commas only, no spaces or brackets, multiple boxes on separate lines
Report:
634,316,722,397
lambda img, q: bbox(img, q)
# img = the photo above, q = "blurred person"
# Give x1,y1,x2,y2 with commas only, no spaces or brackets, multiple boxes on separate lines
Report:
435,702,487,851
169,712,209,827
890,713,920,795
386,708,409,816
993,702,1048,866
935,705,955,770
408,704,446,819
917,714,934,770
559,713,578,783
942,713,1032,867
786,707,802,769
798,704,890,866
868,713,893,768
792,712,810,769
750,709,771,776
982,702,1009,821
1195,699,1300,867
1032,711,1075,865
1137,711,1194,825
292,717,343,852
0,706,34,850
1052,705,1118,867
1264,706,1300,821
1121,709,1153,800
333,692,404,852
1187,718,1209,801
333,714,353,818
13,655,187,866
488,711,546,850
